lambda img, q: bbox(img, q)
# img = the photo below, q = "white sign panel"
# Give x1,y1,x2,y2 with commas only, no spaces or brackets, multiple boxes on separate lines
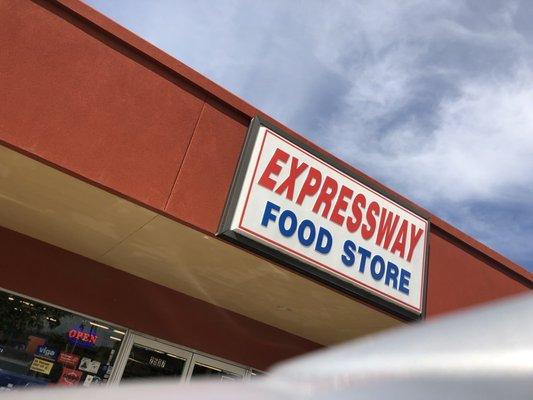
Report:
221,120,428,316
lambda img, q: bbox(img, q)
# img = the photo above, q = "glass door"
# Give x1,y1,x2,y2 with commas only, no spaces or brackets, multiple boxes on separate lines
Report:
186,354,246,382
109,334,192,383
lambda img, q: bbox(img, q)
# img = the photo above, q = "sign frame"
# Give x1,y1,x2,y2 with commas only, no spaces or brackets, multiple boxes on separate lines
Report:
218,117,430,320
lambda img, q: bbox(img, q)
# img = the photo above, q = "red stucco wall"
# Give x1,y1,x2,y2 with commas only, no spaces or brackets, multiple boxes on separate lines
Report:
426,227,530,316
0,0,206,210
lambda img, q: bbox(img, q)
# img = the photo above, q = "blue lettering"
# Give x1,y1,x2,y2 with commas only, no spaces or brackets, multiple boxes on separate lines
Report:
399,269,411,294
357,246,371,273
385,261,399,289
279,210,297,237
370,255,386,280
297,219,316,247
261,201,280,227
315,227,332,254
342,240,356,267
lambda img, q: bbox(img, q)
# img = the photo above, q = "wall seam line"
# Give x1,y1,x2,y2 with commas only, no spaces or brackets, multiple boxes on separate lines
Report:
164,99,207,211
98,214,159,259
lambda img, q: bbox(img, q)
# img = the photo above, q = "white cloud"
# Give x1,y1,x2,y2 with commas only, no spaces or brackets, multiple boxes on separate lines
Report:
401,69,533,203
336,67,533,205
300,5,533,193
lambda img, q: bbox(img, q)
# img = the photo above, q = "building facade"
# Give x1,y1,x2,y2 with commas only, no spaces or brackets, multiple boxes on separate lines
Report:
0,0,531,390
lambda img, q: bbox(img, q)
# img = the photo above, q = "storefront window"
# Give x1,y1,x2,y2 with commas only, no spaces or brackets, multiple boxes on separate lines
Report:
190,363,240,382
0,291,123,391
249,370,264,380
121,343,187,381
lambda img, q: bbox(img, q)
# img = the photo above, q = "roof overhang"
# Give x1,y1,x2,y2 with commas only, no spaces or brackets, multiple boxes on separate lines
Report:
0,144,402,345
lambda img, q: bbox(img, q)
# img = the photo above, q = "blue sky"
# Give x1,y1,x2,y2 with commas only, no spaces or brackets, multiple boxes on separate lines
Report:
85,0,533,272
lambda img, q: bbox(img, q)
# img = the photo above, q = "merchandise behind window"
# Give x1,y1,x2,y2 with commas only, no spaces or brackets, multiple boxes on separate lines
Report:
120,343,187,381
0,291,123,391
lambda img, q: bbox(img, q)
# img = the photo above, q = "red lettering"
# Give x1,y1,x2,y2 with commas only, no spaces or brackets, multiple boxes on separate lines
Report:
258,148,289,191
274,156,308,201
76,331,84,340
406,225,424,262
347,193,366,233
312,176,339,218
390,220,408,258
330,185,353,226
90,335,98,344
376,208,400,250
82,333,90,342
68,330,77,338
296,167,322,205
361,201,380,240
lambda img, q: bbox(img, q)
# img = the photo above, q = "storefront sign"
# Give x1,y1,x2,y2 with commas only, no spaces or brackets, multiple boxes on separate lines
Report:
78,357,100,374
26,336,46,355
68,329,98,347
58,352,80,368
220,118,429,317
83,375,102,386
148,356,166,369
102,364,113,377
83,374,95,387
29,358,54,375
58,367,82,386
35,345,58,361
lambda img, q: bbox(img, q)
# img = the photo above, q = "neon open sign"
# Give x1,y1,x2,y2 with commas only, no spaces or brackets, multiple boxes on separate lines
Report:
68,329,98,347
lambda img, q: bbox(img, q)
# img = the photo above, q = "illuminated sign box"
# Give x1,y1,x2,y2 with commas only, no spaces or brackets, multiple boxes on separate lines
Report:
219,118,429,318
